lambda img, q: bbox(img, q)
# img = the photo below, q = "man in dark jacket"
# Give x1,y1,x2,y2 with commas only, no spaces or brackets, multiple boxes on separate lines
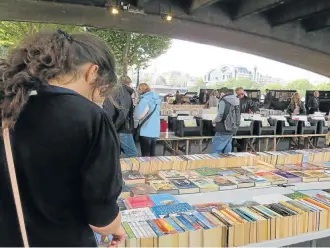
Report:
307,91,320,114
235,87,260,113
212,87,240,153
103,76,138,157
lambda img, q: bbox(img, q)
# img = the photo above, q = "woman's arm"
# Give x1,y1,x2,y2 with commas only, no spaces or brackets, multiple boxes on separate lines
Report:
81,112,123,239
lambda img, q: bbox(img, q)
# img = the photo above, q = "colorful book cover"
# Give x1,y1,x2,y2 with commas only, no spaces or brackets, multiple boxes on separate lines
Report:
247,175,271,186
94,232,113,247
193,202,228,212
232,167,252,175
151,203,194,218
149,193,180,206
209,176,237,190
180,170,202,179
124,195,155,209
173,215,196,231
165,217,185,233
273,171,302,183
189,178,218,192
122,222,136,239
192,210,215,229
149,180,179,194
145,174,162,182
217,169,238,177
122,170,145,184
255,172,287,184
284,192,310,200
305,171,330,180
158,170,185,180
120,185,131,199
223,174,255,188
127,183,157,196
194,167,219,176
146,219,164,236
169,178,199,193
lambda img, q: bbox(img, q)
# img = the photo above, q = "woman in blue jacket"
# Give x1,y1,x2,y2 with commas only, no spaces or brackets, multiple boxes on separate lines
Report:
134,83,161,156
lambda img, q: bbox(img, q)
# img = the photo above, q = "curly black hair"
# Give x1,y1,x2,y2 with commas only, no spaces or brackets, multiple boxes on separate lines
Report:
0,29,117,129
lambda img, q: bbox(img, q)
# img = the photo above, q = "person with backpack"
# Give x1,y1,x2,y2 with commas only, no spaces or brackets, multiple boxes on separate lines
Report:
212,87,240,153
103,76,138,157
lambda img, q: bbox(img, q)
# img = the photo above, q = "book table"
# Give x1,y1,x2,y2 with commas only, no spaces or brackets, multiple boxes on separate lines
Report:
158,132,327,155
177,182,330,247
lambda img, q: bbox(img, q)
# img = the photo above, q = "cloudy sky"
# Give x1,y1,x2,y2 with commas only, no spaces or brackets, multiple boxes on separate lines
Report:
147,39,329,83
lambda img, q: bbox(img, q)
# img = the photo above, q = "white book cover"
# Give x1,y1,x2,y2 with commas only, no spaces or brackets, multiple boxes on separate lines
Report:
121,208,156,222
252,193,292,204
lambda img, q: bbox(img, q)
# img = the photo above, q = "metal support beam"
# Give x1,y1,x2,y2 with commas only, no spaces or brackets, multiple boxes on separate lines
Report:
302,13,330,32
267,0,330,26
232,0,284,20
189,0,220,13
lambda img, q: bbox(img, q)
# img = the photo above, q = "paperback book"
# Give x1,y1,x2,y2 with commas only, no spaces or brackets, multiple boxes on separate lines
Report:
169,178,200,194
158,170,185,180
124,195,155,209
151,203,194,218
189,178,219,192
149,180,179,195
149,193,180,206
122,170,145,185
209,176,237,190
127,183,157,196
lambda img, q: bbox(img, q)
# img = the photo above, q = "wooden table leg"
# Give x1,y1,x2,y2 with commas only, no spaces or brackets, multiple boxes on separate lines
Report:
273,137,277,151
257,138,261,152
174,141,179,155
264,138,269,152
198,140,203,154
162,141,166,156
185,140,190,155
304,137,309,149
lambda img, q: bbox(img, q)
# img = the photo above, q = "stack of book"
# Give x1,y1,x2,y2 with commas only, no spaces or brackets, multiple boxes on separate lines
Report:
119,165,330,199
97,189,330,247
120,148,330,174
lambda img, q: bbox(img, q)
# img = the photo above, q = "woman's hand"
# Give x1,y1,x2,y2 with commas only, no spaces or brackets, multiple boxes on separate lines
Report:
109,227,126,247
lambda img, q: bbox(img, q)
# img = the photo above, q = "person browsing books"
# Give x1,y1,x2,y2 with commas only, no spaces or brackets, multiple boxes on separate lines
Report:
134,83,161,156
103,75,138,157
0,30,124,246
307,91,320,114
212,87,240,153
287,92,306,115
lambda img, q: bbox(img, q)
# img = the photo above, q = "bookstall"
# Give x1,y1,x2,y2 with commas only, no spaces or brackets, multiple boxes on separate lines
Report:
158,132,327,155
94,149,330,247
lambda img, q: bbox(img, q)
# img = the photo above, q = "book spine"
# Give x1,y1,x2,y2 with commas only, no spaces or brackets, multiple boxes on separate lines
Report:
182,214,202,230
146,220,164,236
135,221,149,237
132,222,145,238
188,213,210,229
158,218,177,234
171,216,189,231
122,222,136,239
176,215,196,231
153,219,170,234
165,217,184,233
128,222,141,238
193,211,215,228
141,221,157,237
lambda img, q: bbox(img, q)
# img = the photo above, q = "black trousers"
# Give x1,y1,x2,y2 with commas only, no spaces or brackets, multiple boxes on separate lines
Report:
140,136,157,157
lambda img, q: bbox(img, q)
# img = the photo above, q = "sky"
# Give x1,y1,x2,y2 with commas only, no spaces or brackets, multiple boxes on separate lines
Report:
146,39,329,84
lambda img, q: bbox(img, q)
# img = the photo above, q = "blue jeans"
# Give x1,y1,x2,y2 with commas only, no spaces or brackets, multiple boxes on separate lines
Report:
119,133,138,157
212,133,233,154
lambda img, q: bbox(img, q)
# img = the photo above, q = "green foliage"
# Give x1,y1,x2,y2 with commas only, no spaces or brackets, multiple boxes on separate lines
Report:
88,27,171,75
215,78,261,90
0,46,8,59
0,21,83,47
286,79,315,96
188,77,206,92
261,83,286,93
315,83,330,91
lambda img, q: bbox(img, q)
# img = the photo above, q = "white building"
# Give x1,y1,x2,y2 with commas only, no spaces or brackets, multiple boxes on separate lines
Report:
204,65,252,84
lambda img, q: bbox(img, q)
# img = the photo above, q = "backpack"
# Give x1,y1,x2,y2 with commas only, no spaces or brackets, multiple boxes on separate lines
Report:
222,99,241,132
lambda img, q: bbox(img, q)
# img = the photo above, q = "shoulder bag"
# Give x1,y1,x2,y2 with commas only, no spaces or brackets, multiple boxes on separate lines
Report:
133,104,157,142
2,126,29,247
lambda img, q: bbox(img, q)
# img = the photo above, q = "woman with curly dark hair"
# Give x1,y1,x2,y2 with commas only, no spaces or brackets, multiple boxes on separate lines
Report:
0,30,124,246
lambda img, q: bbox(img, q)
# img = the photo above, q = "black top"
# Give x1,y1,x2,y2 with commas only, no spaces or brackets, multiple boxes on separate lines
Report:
239,96,259,113
103,84,135,134
0,86,122,247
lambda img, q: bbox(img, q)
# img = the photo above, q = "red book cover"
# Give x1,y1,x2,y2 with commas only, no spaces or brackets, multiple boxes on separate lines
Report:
124,195,155,209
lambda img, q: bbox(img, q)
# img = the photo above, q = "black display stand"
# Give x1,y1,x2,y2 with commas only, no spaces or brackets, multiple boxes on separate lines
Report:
253,120,276,136
175,119,203,137
201,119,215,136
316,120,328,134
268,119,297,135
296,120,317,134
236,125,253,136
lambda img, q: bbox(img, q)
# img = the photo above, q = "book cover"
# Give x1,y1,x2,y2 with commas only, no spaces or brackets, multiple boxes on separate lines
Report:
285,192,310,200
122,222,136,239
145,174,162,182
122,170,145,185
127,183,156,196
273,171,302,183
180,170,202,179
305,171,330,181
158,170,185,180
194,167,219,176
217,169,239,177
124,195,155,209
169,178,200,194
173,215,196,231
289,171,319,182
223,174,255,188
149,193,180,206
232,167,252,175
165,217,185,233
117,198,127,211
120,185,131,199
255,172,287,184
94,232,113,247
151,203,194,218
247,175,271,187
149,180,179,195
193,202,228,212
146,219,165,236
121,207,156,222
189,178,219,192
209,176,238,190
228,200,259,208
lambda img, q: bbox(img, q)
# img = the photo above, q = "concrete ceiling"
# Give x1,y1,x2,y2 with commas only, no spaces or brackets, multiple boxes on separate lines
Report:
1,0,330,77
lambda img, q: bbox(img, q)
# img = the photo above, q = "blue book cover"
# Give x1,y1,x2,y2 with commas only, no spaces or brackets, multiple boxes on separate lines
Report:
192,211,215,229
188,214,209,230
149,193,180,206
151,203,194,218
165,217,185,233
94,232,113,246
146,220,164,236
175,215,196,231
232,208,254,222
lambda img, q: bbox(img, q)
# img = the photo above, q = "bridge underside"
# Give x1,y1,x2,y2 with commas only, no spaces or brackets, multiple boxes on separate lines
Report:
1,0,330,77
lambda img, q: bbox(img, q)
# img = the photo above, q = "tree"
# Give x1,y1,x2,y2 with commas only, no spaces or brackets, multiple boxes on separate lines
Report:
87,28,171,77
315,83,330,91
0,21,83,47
188,77,205,92
286,79,314,97
261,83,286,93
